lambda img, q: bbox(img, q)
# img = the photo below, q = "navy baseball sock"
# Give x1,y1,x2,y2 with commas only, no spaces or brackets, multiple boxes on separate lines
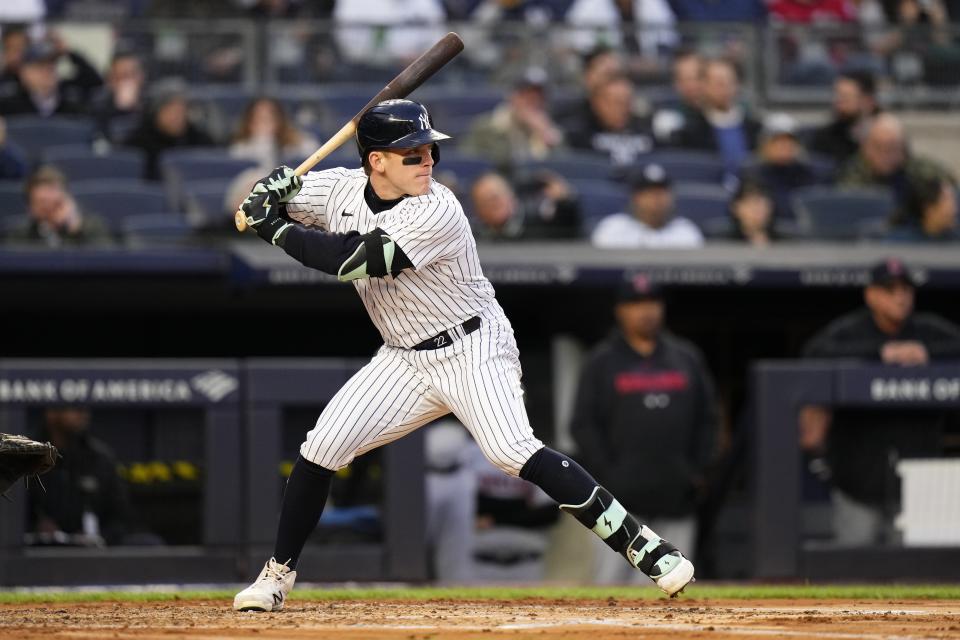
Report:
519,447,596,506
273,455,334,568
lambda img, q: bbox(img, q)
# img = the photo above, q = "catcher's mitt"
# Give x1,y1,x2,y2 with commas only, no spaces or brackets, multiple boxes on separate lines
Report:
0,433,59,496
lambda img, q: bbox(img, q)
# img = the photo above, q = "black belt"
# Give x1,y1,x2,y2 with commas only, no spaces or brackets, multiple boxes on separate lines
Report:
413,316,481,351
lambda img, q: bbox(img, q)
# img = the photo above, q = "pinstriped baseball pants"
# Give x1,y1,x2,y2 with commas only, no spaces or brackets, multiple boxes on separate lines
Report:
300,323,544,476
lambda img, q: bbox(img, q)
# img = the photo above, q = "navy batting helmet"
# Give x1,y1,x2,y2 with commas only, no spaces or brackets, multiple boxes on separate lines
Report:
356,99,451,166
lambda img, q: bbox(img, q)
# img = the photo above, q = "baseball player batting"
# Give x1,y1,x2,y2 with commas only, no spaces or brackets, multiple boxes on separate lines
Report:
233,99,695,611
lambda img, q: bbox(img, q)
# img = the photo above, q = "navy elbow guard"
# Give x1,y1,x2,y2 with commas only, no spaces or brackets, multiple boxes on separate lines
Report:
338,228,398,282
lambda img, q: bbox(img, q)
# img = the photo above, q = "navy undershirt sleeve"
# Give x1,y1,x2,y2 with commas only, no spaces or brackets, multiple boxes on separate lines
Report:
282,225,414,277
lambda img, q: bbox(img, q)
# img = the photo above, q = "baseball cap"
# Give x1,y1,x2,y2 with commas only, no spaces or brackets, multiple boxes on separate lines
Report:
513,66,549,91
869,257,916,287
761,112,799,141
21,40,58,65
616,273,664,303
629,163,672,191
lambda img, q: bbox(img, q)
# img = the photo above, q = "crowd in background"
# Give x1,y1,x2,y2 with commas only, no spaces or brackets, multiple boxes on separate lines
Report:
4,2,960,581
0,1,959,246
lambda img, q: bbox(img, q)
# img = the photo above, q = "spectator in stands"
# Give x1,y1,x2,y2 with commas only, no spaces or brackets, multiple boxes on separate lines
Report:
591,163,704,248
90,51,147,143
652,49,703,145
0,39,100,117
27,407,129,546
669,0,767,21
808,70,880,167
571,274,718,582
565,72,655,167
123,81,215,180
768,1,859,84
554,46,624,133
469,170,582,241
673,58,761,172
333,0,446,66
581,46,625,95
768,0,858,23
0,26,29,99
564,0,678,59
802,257,960,545
885,175,958,242
229,97,318,170
0,0,45,22
740,113,819,223
0,115,27,180
838,113,954,216
726,179,776,246
461,67,564,171
7,165,112,246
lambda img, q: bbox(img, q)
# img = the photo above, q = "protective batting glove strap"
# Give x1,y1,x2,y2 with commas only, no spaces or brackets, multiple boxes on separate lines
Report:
261,165,303,203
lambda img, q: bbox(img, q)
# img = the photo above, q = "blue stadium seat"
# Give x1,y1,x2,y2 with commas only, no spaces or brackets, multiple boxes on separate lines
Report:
183,179,233,223
570,178,629,231
160,150,259,183
71,179,171,232
5,116,95,159
524,154,613,181
673,182,732,228
285,149,358,174
791,186,896,239
437,152,495,186
43,146,146,182
0,181,26,217
122,214,195,245
415,89,506,121
636,150,727,184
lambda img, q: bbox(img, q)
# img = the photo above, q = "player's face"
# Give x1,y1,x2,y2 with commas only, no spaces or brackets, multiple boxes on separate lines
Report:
379,143,435,197
865,281,914,326
616,299,664,341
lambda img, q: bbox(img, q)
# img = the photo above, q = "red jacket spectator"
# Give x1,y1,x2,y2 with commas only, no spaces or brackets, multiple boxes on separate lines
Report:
768,0,857,23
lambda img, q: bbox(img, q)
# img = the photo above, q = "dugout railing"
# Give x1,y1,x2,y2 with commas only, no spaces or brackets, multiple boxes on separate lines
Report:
242,359,428,582
0,358,428,586
0,359,243,586
752,361,960,580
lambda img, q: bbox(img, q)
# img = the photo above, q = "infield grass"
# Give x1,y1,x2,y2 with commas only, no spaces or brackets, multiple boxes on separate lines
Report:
1,584,960,604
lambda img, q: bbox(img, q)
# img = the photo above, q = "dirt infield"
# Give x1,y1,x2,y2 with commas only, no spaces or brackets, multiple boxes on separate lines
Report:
3,597,960,639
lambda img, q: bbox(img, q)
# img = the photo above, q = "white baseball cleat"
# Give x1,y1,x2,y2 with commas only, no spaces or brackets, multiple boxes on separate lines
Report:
652,553,695,597
233,557,297,612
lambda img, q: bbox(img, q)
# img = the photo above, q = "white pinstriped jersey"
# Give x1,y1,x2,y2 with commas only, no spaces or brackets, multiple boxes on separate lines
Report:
285,167,509,348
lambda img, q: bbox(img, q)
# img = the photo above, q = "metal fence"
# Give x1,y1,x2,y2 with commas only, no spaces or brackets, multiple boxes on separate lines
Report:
17,18,960,109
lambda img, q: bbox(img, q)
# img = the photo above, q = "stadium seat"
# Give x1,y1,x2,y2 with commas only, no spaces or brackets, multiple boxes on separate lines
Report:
182,179,233,224
438,152,495,186
71,179,171,232
791,186,896,240
43,146,147,182
673,182,732,229
569,178,630,231
160,150,259,210
415,89,505,121
5,116,95,159
0,181,25,217
160,150,259,183
635,150,727,184
122,214,195,246
523,154,614,181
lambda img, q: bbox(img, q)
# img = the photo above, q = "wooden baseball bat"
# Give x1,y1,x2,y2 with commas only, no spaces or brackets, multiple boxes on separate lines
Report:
235,31,465,232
